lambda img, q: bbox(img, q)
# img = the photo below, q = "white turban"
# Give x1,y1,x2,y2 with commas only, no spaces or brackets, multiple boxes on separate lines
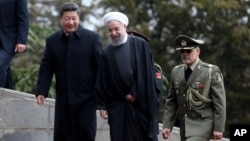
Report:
103,12,129,26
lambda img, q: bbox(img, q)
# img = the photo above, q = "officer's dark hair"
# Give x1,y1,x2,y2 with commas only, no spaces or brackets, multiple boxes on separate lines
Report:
59,2,80,16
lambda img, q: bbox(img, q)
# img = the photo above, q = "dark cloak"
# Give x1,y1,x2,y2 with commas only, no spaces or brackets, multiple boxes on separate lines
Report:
95,36,159,141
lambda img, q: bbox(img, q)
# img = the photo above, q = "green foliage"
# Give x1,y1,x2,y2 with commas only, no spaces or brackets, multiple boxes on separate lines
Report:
12,65,56,98
11,24,57,98
12,66,39,94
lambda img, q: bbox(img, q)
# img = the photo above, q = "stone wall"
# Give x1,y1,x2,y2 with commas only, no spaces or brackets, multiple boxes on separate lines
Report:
0,88,229,141
0,88,54,141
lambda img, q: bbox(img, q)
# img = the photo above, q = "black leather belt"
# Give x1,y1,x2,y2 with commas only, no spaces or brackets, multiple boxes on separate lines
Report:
186,110,201,120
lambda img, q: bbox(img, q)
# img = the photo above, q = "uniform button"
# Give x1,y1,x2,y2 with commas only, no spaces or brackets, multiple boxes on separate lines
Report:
185,114,187,117
183,94,185,96
184,104,186,107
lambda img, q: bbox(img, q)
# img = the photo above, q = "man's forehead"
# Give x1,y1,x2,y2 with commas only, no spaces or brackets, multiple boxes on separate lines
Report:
62,11,78,16
107,21,124,29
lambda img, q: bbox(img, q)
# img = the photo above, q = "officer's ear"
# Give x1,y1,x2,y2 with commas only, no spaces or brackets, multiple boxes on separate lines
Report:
196,47,201,54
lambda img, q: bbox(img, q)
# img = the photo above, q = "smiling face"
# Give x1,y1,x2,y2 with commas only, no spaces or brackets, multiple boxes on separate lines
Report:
180,47,200,66
60,11,79,34
106,20,127,46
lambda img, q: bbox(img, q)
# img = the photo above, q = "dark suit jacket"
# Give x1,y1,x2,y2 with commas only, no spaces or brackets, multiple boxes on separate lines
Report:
0,0,29,54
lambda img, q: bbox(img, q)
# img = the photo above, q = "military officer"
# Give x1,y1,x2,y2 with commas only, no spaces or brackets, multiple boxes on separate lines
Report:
161,35,226,141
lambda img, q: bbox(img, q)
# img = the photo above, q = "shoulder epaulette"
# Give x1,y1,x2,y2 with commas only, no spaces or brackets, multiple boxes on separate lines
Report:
154,63,162,73
201,62,214,68
154,63,162,70
154,63,161,68
174,64,185,69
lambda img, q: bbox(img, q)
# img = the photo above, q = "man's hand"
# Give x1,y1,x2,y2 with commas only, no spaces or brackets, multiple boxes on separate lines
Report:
14,43,26,53
36,95,45,106
213,131,223,140
162,128,171,140
125,94,136,102
100,110,108,119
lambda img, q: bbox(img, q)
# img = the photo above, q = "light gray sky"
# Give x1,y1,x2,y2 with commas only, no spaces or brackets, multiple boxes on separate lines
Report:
81,0,102,31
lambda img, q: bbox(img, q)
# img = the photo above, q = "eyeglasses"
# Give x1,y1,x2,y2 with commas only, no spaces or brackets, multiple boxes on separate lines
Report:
180,49,193,54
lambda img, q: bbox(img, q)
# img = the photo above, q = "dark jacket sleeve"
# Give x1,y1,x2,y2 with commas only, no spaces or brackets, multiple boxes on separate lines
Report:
17,0,29,44
95,53,107,110
36,37,54,97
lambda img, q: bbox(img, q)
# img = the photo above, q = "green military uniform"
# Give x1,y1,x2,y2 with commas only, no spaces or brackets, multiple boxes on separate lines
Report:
154,63,163,98
154,62,163,134
162,35,226,141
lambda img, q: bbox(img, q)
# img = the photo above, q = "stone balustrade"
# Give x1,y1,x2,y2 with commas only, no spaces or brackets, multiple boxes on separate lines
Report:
0,88,229,141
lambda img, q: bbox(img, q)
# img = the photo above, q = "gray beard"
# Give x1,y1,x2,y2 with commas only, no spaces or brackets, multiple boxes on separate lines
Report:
109,33,126,46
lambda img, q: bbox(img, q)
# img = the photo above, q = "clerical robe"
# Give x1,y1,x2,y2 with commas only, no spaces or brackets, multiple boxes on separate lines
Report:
95,35,159,141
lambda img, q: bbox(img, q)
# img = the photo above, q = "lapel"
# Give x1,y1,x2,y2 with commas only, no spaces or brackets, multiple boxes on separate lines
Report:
175,65,187,95
174,61,204,94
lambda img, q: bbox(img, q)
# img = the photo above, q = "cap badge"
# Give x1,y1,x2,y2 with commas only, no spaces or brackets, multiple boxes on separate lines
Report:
181,40,187,47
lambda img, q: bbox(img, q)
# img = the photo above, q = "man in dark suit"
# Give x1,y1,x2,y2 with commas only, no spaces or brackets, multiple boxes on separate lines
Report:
36,2,103,141
162,35,226,141
0,0,29,89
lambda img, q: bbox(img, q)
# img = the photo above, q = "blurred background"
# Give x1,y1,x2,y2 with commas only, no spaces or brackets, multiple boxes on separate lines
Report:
11,0,250,138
